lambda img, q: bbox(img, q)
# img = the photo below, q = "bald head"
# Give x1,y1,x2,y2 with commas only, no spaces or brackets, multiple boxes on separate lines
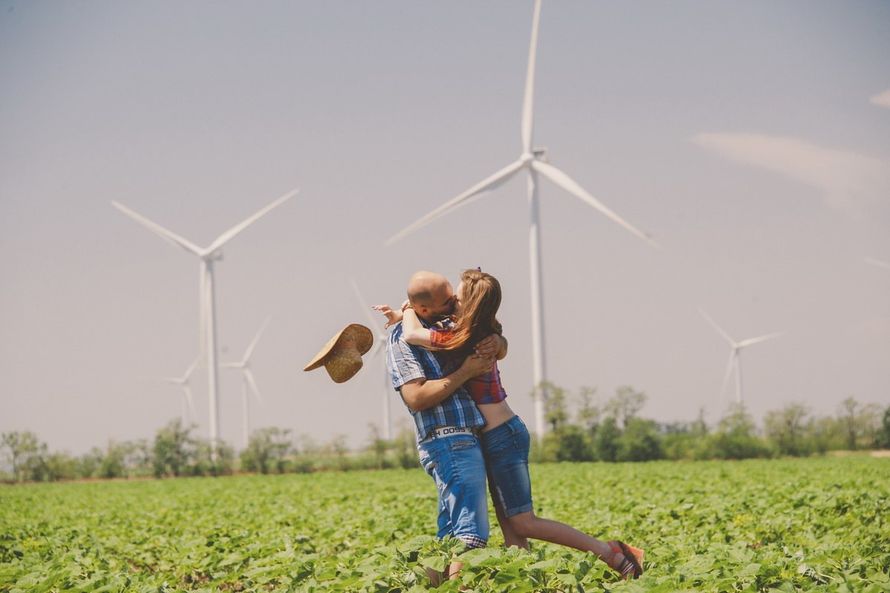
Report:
407,270,455,321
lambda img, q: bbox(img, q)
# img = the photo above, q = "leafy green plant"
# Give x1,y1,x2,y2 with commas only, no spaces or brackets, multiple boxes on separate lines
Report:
0,458,887,592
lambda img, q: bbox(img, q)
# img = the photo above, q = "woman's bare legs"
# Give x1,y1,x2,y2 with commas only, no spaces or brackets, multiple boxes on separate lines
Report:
493,501,529,549
506,511,622,568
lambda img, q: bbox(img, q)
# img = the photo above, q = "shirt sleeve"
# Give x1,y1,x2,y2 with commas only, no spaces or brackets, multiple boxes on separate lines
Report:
428,327,453,349
389,326,427,390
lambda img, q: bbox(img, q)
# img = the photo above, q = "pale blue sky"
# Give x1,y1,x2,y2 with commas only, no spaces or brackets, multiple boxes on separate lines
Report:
2,1,888,453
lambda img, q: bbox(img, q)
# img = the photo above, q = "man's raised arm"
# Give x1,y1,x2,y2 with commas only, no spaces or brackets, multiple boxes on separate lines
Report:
400,353,493,411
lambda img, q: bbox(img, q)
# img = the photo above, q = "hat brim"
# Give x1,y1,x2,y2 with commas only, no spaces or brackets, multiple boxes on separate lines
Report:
303,323,374,372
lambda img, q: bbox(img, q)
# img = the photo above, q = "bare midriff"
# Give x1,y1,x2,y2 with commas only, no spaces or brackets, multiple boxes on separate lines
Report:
478,400,516,432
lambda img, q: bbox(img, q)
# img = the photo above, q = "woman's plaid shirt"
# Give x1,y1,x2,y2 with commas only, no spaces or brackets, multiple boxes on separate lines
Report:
429,328,507,405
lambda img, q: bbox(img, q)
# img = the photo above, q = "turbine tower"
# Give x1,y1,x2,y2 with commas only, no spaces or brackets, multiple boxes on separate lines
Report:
161,358,199,425
222,317,270,450
385,0,658,436
112,188,297,451
699,309,783,406
351,280,392,440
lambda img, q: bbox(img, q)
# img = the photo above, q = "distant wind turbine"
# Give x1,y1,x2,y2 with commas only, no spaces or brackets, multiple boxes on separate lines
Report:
865,257,890,272
699,309,783,406
351,280,392,440
160,358,199,425
222,317,271,450
385,0,659,436
112,188,297,451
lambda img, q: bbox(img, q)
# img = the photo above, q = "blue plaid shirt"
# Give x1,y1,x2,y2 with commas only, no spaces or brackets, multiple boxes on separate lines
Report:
387,320,485,443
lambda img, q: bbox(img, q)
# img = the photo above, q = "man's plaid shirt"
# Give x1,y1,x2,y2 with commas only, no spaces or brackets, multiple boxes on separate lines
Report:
387,320,485,443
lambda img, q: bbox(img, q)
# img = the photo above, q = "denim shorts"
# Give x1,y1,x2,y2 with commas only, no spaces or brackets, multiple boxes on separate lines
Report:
481,415,533,518
417,432,489,548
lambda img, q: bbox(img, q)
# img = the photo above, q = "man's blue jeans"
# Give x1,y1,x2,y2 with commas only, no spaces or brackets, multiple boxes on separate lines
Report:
417,433,489,548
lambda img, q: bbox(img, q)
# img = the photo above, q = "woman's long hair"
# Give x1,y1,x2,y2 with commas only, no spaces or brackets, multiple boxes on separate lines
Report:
439,269,502,356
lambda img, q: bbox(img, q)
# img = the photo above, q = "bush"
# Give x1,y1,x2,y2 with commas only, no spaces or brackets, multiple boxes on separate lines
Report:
240,428,293,474
764,404,812,457
594,417,621,462
98,442,127,479
1,431,48,482
152,420,197,478
43,452,79,481
617,418,663,462
709,405,772,460
537,425,593,462
192,440,235,476
662,431,703,460
660,420,709,460
879,406,890,449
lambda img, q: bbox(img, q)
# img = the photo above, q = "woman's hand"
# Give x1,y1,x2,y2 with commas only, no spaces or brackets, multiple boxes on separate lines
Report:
372,304,402,329
474,334,507,359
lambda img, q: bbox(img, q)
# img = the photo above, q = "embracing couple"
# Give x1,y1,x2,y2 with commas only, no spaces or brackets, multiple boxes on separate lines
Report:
376,269,644,583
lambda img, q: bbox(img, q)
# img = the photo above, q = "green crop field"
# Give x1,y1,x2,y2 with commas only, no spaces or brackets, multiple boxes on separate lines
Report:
1,457,888,593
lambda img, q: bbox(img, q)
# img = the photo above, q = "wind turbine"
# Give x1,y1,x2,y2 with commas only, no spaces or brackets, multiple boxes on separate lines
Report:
222,317,271,450
385,0,659,436
112,188,297,452
350,280,392,440
699,309,783,406
160,358,199,426
865,257,890,272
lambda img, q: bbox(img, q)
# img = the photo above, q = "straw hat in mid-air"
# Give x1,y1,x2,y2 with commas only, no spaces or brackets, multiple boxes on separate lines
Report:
303,324,374,383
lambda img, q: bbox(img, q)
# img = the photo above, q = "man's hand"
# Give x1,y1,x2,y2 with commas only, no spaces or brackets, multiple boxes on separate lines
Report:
400,353,494,411
474,334,508,360
460,352,494,378
372,304,402,329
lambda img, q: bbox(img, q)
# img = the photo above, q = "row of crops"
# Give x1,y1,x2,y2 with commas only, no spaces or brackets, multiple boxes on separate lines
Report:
1,456,888,592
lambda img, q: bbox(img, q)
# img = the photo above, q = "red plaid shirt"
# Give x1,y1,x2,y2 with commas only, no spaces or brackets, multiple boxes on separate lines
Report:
430,327,507,405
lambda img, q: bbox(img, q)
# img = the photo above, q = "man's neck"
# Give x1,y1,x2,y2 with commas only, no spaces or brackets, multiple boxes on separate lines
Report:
416,312,442,325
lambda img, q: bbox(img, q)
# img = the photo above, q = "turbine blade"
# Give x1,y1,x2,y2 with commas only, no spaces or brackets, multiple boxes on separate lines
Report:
385,160,524,245
738,331,783,348
698,308,736,347
199,264,208,358
207,188,298,253
521,0,543,153
350,280,386,335
532,160,660,248
184,357,200,381
244,369,263,405
220,362,240,369
184,386,196,417
719,351,736,399
111,201,203,255
244,316,272,362
865,257,890,271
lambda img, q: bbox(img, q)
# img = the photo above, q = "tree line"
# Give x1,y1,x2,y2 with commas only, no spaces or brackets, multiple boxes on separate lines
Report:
533,384,890,463
2,389,888,483
0,420,422,483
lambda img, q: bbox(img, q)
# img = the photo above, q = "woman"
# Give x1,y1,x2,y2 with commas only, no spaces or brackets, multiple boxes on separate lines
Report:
377,268,644,579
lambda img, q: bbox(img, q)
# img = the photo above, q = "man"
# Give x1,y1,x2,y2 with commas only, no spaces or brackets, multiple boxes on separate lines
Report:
385,270,506,579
